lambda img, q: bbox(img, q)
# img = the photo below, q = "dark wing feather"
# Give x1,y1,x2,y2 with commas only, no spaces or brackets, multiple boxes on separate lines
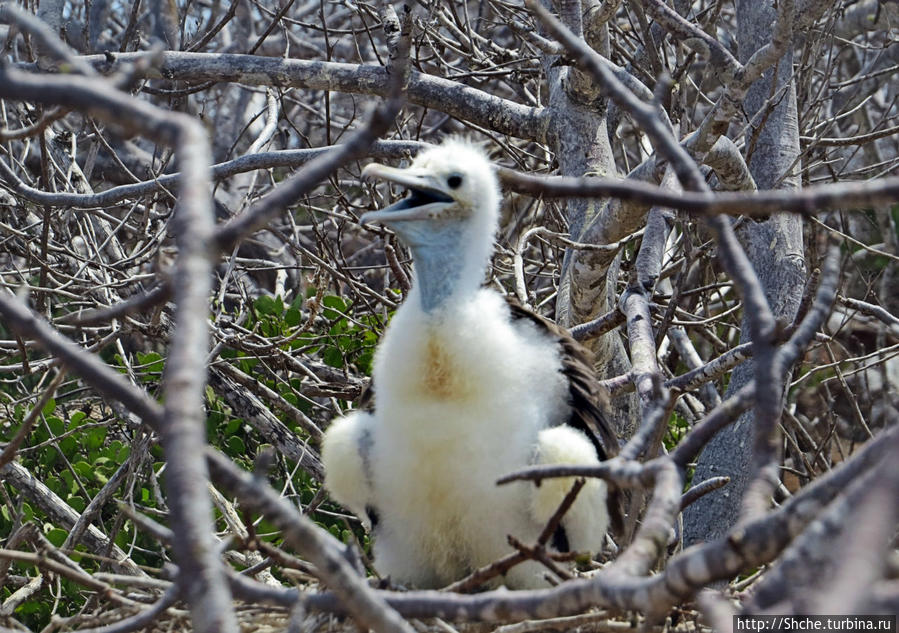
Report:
506,298,625,537
505,299,619,460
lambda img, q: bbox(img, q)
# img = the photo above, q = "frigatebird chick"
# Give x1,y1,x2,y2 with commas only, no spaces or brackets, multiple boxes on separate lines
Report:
321,139,616,588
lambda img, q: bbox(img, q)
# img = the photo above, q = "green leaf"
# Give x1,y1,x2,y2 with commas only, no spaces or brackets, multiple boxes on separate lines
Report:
67,496,85,512
238,357,259,373
19,600,43,615
46,527,68,547
104,439,124,458
322,295,346,310
254,295,280,316
335,335,350,352
357,350,374,375
46,415,64,436
136,351,165,375
328,320,348,336
46,476,62,496
60,470,75,492
42,398,56,415
86,427,106,450
285,306,302,327
322,346,344,368
259,319,276,338
227,436,246,455
74,461,93,479
39,449,57,469
322,295,347,320
68,411,87,429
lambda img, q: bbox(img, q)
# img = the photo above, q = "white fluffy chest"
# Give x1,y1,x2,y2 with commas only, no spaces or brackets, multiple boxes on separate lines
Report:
366,291,569,581
373,290,566,436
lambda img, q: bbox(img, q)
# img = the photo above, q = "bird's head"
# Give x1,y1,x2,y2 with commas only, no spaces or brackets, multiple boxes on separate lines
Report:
360,140,500,312
360,139,499,249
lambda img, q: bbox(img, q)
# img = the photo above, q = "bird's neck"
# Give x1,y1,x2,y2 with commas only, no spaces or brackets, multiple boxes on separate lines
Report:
409,243,479,313
409,233,494,314
394,219,495,314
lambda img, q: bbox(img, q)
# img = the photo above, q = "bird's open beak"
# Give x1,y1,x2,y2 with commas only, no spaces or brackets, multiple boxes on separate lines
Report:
359,162,455,226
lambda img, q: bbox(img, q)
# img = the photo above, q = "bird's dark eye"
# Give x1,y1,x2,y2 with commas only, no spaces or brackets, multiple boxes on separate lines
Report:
447,174,463,189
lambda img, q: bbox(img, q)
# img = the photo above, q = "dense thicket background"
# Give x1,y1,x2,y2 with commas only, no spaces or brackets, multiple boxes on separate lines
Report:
0,0,897,631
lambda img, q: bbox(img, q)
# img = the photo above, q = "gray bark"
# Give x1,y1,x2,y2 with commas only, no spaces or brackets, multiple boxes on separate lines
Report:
0,460,144,576
684,0,808,545
547,1,642,440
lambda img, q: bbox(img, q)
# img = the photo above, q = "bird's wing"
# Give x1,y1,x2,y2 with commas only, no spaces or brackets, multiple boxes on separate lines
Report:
505,298,619,460
506,298,625,537
321,410,379,529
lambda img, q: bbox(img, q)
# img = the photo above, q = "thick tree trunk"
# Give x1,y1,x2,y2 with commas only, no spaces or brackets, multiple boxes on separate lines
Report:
684,0,808,545
548,1,642,440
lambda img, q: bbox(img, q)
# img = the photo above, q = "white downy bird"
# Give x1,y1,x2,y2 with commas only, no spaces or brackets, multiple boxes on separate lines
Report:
321,139,618,589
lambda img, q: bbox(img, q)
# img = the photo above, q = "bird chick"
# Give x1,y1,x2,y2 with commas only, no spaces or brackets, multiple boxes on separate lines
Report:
321,139,615,588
